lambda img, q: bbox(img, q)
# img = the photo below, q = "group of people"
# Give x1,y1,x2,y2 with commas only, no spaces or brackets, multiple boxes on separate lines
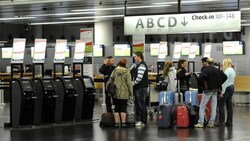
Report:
99,51,235,128
162,57,235,128
99,52,148,128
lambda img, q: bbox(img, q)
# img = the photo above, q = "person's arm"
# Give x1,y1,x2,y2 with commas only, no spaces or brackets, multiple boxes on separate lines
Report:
99,64,107,74
134,64,146,85
222,69,230,94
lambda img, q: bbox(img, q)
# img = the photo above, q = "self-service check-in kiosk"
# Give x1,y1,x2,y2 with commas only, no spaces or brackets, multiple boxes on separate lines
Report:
81,76,96,120
11,78,37,128
54,77,78,123
33,77,57,124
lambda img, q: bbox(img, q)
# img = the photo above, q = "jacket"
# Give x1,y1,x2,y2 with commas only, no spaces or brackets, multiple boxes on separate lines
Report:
164,67,177,92
198,66,227,91
99,64,116,84
176,67,191,92
106,66,133,100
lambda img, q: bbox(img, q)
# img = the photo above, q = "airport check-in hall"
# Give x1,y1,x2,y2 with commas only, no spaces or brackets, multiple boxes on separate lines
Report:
0,0,250,141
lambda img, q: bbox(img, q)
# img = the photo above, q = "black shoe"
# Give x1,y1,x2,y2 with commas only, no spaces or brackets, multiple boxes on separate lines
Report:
114,123,119,128
121,123,127,128
218,123,226,127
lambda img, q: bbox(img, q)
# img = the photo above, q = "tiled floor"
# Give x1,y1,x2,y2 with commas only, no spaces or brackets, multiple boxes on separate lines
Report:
0,101,250,141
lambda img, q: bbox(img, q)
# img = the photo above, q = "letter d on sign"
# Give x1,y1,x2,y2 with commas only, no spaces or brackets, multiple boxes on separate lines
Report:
168,17,177,27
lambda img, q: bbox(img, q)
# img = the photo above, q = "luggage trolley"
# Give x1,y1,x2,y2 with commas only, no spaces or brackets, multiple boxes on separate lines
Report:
147,81,160,119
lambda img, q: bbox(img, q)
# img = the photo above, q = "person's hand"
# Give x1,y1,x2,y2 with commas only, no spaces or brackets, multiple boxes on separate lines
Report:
104,58,109,65
219,93,224,98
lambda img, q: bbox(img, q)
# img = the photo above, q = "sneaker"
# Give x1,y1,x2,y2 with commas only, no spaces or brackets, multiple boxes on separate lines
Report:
121,123,128,128
207,123,214,128
194,123,204,128
135,121,142,126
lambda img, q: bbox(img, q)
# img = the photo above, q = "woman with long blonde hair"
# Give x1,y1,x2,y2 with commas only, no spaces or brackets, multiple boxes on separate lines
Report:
162,60,177,92
218,58,236,127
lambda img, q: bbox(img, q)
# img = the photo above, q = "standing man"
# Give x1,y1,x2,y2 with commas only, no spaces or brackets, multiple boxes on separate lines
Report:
195,58,227,128
133,51,149,126
99,56,116,113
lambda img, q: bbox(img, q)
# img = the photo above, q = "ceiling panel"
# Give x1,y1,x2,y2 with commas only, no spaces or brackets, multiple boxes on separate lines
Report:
0,0,249,25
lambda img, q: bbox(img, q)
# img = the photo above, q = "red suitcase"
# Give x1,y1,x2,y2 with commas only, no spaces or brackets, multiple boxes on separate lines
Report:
176,105,189,128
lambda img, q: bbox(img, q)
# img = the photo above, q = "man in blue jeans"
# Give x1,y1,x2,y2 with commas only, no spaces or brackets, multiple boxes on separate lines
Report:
195,58,227,128
133,52,149,127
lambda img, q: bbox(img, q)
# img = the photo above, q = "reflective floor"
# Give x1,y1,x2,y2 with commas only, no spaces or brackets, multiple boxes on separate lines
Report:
0,101,250,141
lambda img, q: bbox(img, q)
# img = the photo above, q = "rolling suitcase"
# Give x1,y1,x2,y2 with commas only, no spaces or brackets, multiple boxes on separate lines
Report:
185,89,198,106
157,103,172,128
159,91,174,105
176,105,189,128
175,80,183,104
157,90,172,128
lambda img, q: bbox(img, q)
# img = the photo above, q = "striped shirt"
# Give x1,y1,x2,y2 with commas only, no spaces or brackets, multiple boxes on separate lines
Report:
134,64,146,85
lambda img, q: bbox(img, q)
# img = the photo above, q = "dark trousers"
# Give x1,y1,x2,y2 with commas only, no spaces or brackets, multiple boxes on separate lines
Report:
218,85,234,125
105,92,113,113
135,87,148,124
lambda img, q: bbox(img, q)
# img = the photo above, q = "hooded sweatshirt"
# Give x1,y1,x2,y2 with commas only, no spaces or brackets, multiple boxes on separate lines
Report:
106,66,133,99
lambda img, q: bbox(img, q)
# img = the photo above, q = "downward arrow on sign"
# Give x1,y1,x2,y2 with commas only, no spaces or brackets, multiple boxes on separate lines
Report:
181,17,188,26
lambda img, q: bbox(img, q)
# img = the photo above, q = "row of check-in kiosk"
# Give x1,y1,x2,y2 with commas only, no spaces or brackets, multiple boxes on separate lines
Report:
10,76,96,128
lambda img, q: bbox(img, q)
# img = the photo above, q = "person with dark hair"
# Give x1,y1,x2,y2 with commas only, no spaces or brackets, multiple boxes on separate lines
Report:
162,60,177,92
176,59,192,101
106,59,132,128
201,57,209,71
99,56,116,113
195,58,227,128
133,51,149,127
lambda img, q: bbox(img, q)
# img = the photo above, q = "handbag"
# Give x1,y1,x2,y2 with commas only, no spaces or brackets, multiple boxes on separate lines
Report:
107,70,117,96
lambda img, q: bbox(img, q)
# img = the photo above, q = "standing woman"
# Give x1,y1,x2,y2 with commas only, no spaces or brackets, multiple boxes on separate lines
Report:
162,60,177,92
176,59,192,101
106,59,133,128
218,58,236,127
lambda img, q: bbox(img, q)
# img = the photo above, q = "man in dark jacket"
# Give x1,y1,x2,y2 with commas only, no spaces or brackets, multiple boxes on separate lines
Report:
195,58,227,128
99,56,116,113
133,51,149,126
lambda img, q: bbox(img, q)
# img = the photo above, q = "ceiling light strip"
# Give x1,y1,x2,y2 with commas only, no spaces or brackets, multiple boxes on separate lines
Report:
61,15,124,20
30,20,99,25
0,17,36,21
25,12,96,17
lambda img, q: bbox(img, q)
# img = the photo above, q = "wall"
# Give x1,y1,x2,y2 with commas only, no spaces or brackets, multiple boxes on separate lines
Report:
0,23,248,75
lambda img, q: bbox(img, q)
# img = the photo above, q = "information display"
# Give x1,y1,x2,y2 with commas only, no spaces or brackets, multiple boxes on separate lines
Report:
181,42,200,56
73,40,85,63
11,38,26,63
150,43,159,56
54,39,67,63
223,41,244,55
204,43,212,58
33,39,47,63
158,42,168,61
173,42,182,61
2,48,12,58
93,44,104,57
114,44,131,57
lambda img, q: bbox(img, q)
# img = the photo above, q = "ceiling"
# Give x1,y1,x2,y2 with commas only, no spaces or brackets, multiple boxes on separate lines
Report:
0,0,250,26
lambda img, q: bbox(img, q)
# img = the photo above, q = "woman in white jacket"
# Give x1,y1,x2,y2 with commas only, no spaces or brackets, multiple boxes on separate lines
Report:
162,61,177,92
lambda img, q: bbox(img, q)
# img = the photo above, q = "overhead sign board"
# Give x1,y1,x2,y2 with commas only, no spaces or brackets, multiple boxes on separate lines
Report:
124,11,240,35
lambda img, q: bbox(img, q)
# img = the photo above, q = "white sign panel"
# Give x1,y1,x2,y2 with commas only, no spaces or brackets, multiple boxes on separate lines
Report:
54,39,67,63
73,40,85,63
188,43,198,61
204,43,212,58
11,38,26,63
124,11,241,35
173,42,182,61
157,41,168,62
33,39,47,63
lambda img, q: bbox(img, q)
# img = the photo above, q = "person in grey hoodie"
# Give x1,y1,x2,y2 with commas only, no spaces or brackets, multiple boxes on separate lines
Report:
162,60,177,92
106,59,133,128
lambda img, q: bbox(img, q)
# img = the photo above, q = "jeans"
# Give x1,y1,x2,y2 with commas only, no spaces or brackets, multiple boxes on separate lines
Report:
218,85,234,125
135,87,148,124
198,90,217,124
